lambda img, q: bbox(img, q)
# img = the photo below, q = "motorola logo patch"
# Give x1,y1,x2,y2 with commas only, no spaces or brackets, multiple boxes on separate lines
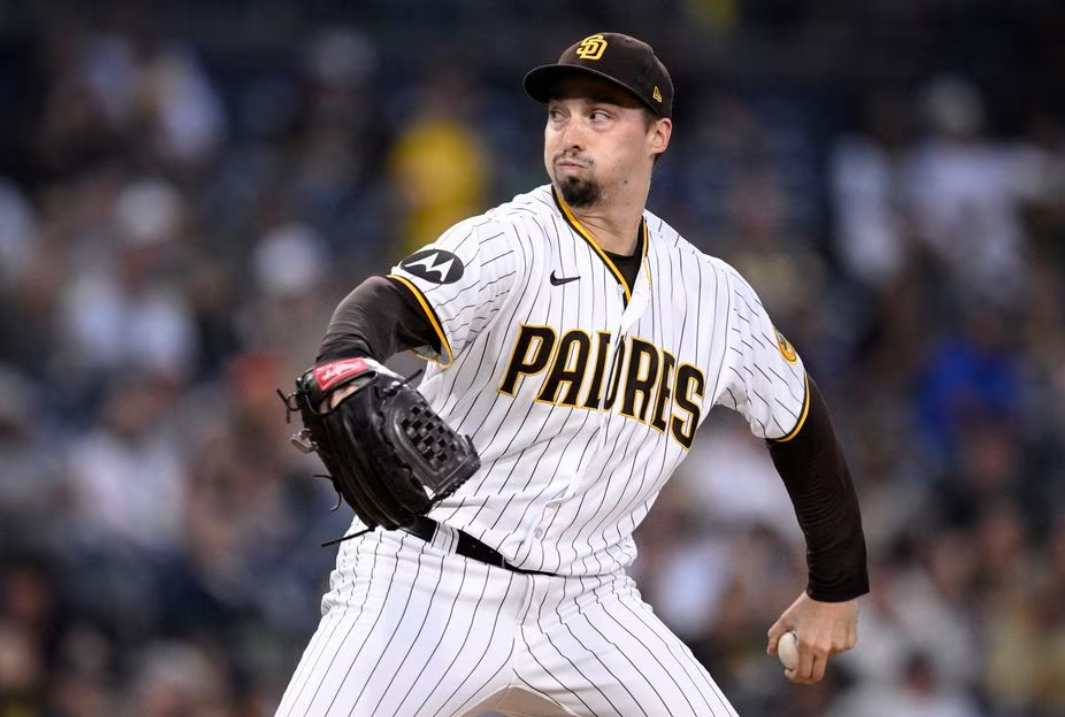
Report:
400,249,465,284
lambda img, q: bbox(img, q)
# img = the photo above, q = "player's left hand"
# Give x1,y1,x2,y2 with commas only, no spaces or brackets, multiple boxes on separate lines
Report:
283,357,481,534
766,592,859,685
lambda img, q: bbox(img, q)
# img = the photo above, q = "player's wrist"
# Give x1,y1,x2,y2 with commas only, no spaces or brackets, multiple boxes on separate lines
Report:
298,357,400,413
316,336,376,364
804,577,870,603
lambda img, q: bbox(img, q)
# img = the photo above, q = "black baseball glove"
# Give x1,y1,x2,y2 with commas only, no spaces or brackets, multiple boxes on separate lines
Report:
282,357,479,542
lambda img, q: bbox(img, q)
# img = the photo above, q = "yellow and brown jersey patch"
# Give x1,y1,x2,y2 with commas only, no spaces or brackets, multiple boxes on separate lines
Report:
774,326,798,363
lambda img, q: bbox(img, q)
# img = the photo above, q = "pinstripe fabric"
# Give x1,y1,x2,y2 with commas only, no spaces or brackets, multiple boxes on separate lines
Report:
381,185,807,577
274,531,737,717
274,531,523,717
276,185,806,716
515,572,737,717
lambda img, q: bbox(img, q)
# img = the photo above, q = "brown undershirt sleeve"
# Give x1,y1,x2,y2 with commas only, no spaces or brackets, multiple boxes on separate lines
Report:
766,376,870,602
316,276,440,363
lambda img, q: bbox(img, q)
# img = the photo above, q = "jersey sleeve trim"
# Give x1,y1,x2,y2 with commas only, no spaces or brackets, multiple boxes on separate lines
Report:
772,371,810,443
387,274,455,366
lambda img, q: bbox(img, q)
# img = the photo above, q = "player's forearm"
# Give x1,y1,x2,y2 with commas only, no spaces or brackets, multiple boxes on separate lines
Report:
317,276,439,363
767,376,869,602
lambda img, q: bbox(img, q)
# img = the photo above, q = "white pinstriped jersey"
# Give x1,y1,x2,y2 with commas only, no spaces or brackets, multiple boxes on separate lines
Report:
387,184,808,576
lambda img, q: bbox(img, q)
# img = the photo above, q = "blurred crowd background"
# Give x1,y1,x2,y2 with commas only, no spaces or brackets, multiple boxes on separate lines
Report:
2,0,1065,715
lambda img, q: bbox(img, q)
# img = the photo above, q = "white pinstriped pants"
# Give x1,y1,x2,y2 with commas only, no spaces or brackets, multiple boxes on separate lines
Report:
274,527,738,717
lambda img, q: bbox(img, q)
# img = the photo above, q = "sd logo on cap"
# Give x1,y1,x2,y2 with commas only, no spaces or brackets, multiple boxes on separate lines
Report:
523,32,674,119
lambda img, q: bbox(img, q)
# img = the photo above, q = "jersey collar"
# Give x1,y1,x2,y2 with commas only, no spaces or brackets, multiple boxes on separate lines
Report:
552,187,649,304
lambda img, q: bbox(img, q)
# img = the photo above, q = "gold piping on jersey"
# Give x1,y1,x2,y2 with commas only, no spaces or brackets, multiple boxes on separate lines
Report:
774,371,810,442
387,274,455,366
552,188,648,303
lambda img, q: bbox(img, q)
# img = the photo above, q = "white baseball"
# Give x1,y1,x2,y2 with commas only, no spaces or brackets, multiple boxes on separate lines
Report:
778,631,799,670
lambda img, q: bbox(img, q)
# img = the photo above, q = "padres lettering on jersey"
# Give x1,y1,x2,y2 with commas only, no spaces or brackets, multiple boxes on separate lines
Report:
498,326,704,449
387,185,808,576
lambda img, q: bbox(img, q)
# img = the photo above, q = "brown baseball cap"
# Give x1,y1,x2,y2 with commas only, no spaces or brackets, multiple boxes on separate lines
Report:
524,32,674,119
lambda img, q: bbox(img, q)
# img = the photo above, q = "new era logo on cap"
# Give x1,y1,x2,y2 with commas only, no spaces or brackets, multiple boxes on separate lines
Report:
524,32,674,118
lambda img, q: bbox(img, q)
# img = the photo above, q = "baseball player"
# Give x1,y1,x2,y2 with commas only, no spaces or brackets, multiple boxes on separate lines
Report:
274,32,869,717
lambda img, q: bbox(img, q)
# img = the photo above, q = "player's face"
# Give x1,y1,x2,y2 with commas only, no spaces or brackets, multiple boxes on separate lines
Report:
544,76,671,208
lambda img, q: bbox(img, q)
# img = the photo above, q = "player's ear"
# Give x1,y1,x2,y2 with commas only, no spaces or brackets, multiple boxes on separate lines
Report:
648,117,671,158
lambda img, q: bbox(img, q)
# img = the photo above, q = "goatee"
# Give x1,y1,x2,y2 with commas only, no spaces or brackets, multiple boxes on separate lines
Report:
558,176,601,208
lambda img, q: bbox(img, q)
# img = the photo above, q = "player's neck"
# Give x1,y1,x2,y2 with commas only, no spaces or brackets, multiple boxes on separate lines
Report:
566,196,647,256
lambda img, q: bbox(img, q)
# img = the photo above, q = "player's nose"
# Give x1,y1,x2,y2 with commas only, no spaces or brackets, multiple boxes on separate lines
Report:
557,117,588,150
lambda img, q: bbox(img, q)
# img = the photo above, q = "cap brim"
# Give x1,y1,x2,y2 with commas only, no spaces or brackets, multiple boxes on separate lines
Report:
523,64,660,115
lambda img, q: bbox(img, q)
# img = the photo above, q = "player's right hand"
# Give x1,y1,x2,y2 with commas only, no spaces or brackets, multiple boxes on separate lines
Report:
767,592,858,684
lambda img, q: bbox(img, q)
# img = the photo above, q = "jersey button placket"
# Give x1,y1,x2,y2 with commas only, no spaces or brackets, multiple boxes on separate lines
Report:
534,503,559,540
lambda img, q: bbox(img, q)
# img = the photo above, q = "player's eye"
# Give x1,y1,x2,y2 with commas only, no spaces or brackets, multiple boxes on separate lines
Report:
589,109,611,122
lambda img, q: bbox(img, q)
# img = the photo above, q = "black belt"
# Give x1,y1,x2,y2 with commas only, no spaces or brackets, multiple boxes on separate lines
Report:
403,516,555,576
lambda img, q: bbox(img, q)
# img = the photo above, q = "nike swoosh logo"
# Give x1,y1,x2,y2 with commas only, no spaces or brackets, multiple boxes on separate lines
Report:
550,270,580,286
